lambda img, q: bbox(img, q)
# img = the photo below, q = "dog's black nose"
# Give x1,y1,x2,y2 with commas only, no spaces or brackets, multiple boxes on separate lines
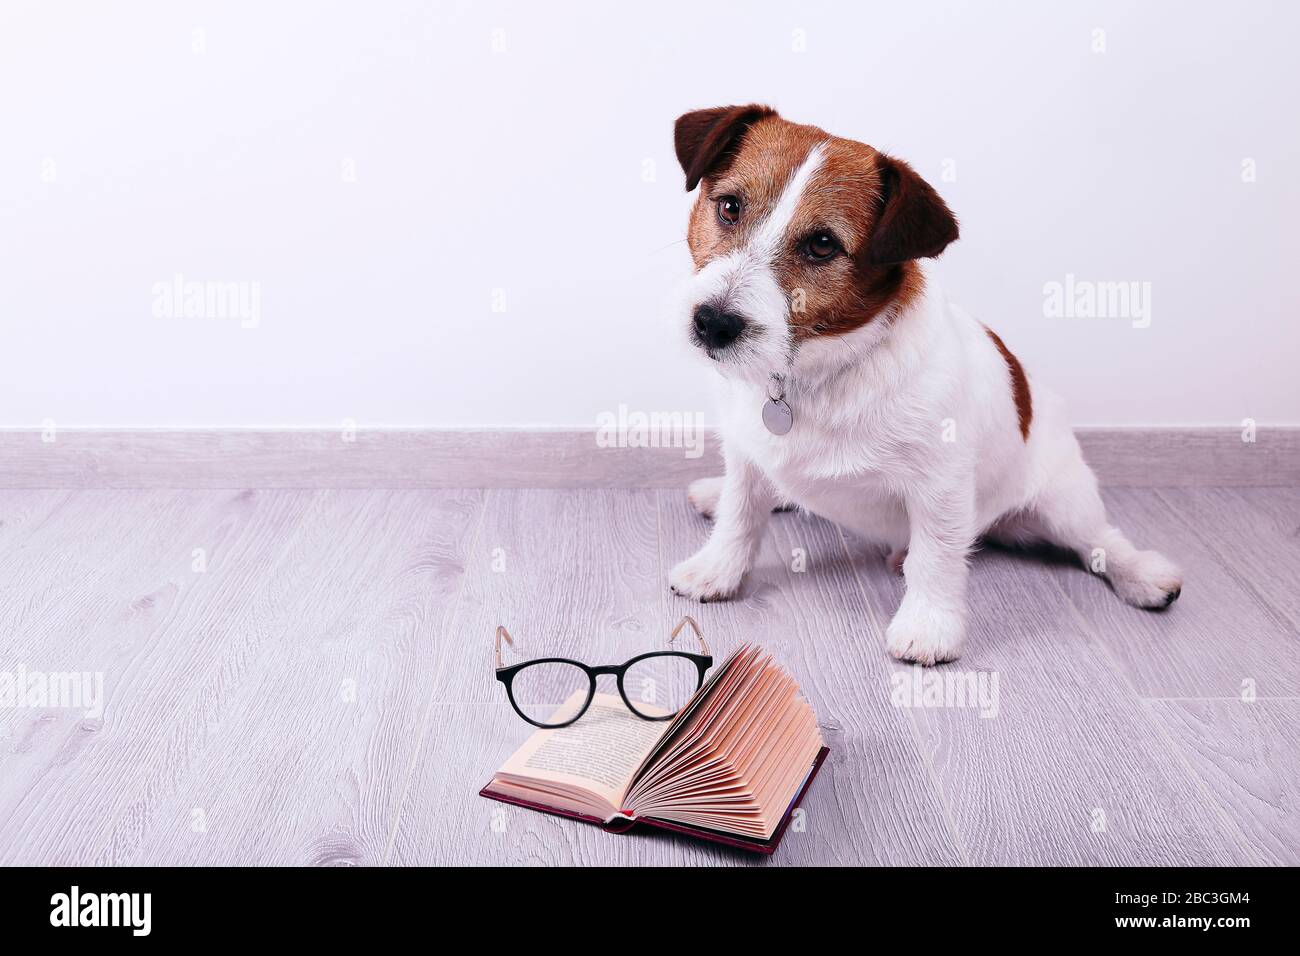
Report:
693,304,746,351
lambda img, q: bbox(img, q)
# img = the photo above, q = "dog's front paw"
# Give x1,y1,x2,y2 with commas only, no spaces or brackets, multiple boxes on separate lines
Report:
669,548,744,603
886,598,965,666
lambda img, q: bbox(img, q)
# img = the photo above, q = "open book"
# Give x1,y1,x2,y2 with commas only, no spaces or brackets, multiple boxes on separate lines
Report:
481,645,828,854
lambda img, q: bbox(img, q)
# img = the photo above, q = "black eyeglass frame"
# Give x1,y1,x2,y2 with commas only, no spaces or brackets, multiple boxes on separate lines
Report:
494,617,712,729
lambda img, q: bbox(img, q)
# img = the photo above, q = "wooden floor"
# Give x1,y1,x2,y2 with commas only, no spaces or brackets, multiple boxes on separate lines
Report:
1,485,1297,866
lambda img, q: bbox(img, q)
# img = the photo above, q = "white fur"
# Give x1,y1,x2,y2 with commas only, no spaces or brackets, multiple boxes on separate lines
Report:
679,146,826,385
673,194,1183,663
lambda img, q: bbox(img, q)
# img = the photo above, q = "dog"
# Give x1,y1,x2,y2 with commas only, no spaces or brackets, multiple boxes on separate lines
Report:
667,104,1182,665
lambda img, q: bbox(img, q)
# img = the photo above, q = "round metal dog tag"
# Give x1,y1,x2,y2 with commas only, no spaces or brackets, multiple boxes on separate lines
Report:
762,397,794,436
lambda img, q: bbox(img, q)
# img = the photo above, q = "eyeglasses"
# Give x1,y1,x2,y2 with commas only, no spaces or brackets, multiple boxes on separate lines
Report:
494,616,713,728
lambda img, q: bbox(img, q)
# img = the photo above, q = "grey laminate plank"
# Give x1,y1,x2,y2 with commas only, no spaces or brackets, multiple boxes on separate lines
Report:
128,490,484,866
0,490,202,644
389,489,678,865
426,488,666,702
1155,486,1300,635
0,489,244,710
0,490,71,552
0,489,317,864
0,490,186,785
1147,699,1300,865
655,493,964,867
844,537,1256,865
1047,487,1300,698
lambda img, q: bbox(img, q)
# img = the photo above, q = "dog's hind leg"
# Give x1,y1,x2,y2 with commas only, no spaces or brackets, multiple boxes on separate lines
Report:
671,455,775,602
687,475,795,520
1023,448,1182,609
687,476,725,519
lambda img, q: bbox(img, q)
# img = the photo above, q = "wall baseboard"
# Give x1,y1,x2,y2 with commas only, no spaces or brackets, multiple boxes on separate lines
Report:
0,427,1295,489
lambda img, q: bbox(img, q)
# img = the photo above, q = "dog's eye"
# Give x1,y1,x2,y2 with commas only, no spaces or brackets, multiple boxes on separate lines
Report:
804,232,840,260
717,196,741,225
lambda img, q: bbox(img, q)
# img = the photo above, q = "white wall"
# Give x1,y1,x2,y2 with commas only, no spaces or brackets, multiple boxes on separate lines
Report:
2,0,1296,428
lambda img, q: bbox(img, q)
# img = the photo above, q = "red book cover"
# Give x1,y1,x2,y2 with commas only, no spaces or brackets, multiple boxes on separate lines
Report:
480,745,829,856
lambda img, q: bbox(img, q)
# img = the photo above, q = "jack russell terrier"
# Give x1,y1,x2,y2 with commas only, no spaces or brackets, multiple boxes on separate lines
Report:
667,104,1182,665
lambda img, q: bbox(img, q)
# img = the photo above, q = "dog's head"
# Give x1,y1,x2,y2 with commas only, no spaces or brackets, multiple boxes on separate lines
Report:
674,105,958,379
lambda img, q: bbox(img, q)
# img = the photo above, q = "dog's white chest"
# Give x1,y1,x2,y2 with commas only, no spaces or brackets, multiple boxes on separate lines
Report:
716,379,906,535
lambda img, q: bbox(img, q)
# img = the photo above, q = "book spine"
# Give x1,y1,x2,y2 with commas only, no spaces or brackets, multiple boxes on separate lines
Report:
602,812,638,834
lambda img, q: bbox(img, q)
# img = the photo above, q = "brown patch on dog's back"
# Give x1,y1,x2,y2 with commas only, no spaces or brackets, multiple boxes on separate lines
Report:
984,326,1033,440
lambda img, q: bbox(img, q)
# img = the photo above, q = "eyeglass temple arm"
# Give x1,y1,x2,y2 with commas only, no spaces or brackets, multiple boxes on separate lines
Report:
669,615,709,656
495,625,514,668
499,619,705,664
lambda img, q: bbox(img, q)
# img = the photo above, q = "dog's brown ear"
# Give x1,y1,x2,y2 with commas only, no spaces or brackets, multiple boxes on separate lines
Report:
867,153,959,264
674,104,776,192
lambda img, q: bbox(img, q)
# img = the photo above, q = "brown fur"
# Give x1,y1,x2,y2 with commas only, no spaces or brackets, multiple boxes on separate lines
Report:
676,107,957,340
674,105,777,192
984,326,1033,440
